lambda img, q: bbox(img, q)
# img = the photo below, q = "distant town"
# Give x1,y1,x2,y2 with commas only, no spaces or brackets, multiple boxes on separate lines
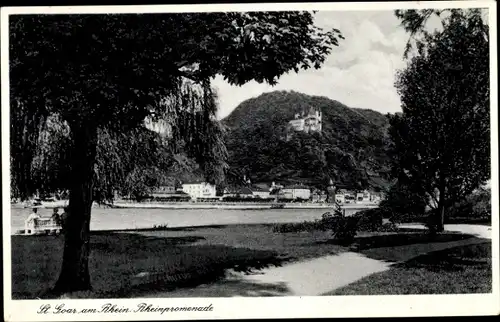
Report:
17,180,384,208
125,180,383,205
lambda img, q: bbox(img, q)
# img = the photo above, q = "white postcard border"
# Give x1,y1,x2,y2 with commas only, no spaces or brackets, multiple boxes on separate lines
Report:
2,1,499,321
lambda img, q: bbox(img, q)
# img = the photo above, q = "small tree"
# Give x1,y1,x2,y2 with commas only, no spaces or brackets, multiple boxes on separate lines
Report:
392,9,490,232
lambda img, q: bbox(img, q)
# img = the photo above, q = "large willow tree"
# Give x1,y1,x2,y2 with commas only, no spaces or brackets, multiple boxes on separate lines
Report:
10,12,343,294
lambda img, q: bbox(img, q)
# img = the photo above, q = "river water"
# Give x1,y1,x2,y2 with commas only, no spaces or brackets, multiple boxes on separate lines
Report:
9,207,363,234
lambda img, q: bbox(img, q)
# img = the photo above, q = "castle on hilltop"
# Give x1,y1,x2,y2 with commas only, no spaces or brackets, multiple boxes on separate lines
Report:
286,106,322,140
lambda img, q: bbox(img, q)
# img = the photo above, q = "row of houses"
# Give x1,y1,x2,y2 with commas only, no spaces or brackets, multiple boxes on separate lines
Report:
181,181,315,201
150,181,383,204
334,189,383,204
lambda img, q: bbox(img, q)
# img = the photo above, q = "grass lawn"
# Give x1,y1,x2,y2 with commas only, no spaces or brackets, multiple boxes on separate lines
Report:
134,224,349,261
397,216,491,226
11,224,347,299
12,223,492,298
328,241,492,295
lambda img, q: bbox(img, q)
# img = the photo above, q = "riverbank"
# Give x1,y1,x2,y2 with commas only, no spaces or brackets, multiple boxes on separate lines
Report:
106,201,379,210
11,200,379,210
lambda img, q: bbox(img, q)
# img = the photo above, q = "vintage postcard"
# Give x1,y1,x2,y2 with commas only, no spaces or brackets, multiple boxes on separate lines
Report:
2,1,499,321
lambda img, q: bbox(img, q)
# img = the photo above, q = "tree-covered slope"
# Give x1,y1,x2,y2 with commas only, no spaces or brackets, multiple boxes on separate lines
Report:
223,90,392,190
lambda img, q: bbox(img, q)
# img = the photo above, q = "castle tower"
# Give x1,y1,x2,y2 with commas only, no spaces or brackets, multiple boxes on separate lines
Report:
326,178,336,203
316,110,322,131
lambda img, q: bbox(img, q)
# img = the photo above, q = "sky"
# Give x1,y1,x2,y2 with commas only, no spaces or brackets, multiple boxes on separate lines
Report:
213,10,412,119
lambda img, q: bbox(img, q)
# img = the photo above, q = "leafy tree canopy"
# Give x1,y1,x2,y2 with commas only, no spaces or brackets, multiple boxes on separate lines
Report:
395,8,488,58
391,9,490,231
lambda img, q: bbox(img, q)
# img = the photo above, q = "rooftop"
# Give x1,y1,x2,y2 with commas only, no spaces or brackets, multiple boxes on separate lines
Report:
182,180,211,185
283,185,311,190
224,186,254,195
250,186,269,192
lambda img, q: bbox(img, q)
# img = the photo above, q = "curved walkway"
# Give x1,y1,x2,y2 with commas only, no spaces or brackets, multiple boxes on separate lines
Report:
155,224,492,297
228,252,391,296
146,252,391,297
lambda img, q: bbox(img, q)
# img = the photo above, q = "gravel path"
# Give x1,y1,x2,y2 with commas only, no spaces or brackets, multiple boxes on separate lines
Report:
231,252,391,296
146,252,390,297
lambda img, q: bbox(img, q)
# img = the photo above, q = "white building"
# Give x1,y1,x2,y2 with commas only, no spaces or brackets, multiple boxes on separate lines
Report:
335,193,346,204
223,186,254,199
182,181,217,200
251,186,272,199
151,185,176,198
356,190,373,203
281,185,311,200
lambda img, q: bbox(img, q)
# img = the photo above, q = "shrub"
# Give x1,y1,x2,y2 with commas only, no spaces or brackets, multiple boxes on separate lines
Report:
379,221,399,232
356,208,384,231
271,221,321,233
447,188,491,222
319,211,359,245
272,208,359,244
350,208,399,232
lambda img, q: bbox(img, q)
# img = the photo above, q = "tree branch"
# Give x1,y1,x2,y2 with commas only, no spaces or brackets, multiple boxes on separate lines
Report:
176,70,203,83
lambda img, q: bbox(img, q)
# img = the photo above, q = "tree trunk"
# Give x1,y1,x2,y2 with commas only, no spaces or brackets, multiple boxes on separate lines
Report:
52,124,98,294
436,191,446,233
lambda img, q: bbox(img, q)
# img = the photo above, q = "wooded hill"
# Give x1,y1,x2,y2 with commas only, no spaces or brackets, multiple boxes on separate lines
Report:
223,90,392,191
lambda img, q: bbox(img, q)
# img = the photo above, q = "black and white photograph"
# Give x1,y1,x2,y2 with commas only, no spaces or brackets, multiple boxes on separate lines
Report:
2,1,498,320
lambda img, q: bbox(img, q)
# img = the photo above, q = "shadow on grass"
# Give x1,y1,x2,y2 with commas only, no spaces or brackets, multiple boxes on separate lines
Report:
91,234,206,251
355,233,485,263
11,232,287,299
313,232,480,263
394,241,492,272
314,232,474,249
200,279,291,297
97,227,198,233
99,223,278,234
351,232,476,251
114,268,291,298
154,277,292,298
396,228,431,233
